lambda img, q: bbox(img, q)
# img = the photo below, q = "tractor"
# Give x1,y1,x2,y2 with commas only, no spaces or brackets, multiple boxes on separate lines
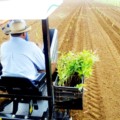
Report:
0,1,83,119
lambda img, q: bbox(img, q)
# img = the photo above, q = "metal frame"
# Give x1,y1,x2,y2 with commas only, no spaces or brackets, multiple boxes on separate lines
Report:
42,18,53,119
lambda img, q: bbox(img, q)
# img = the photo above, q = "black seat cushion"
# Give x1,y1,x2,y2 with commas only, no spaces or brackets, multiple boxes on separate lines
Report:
0,77,40,95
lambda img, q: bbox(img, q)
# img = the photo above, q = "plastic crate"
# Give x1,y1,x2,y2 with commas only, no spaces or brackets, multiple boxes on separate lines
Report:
53,76,84,110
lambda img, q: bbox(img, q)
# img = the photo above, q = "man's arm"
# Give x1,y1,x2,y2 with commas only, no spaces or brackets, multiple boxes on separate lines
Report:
32,42,57,74
39,62,56,74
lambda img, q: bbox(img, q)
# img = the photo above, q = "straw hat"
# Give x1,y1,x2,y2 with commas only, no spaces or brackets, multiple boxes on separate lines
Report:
2,20,31,35
9,20,31,34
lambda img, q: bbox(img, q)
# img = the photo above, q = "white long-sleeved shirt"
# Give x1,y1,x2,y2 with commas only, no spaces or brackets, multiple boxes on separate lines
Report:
0,37,45,80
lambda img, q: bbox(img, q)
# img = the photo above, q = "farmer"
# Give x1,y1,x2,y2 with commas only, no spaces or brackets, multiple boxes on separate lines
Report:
0,20,56,82
0,20,30,76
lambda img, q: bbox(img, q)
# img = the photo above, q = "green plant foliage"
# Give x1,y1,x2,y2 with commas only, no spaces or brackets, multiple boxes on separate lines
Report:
76,84,86,90
57,50,99,86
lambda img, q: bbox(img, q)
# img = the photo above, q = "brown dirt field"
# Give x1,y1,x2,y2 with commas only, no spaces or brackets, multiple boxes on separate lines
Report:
1,0,120,120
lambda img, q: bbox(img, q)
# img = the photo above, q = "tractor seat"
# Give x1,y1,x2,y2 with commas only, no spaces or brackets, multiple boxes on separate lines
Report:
0,73,46,113
0,73,46,96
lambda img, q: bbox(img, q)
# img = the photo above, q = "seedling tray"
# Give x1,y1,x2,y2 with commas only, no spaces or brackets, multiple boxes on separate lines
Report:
53,76,84,110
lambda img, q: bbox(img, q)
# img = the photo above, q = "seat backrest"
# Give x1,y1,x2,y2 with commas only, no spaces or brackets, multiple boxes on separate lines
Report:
1,76,35,88
0,77,39,95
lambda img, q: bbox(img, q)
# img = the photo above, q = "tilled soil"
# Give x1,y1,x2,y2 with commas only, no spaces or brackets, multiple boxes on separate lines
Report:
49,0,120,120
1,0,120,120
